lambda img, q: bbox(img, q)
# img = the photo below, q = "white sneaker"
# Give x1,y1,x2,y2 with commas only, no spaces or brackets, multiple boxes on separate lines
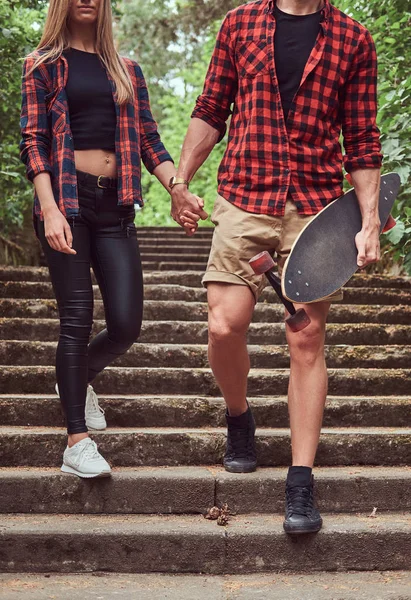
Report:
85,385,107,430
61,437,111,478
55,383,107,430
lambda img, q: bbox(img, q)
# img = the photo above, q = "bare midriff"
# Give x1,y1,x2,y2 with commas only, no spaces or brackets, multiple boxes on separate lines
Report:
74,149,117,178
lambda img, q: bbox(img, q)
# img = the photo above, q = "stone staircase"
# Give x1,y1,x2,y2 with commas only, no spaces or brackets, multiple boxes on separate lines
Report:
0,226,410,578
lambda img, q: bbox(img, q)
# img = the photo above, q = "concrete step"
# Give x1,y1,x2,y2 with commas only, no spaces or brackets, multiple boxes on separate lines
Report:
2,281,410,305
136,226,214,235
0,426,410,467
1,394,409,429
1,365,411,396
0,466,409,515
2,298,410,325
1,572,411,600
141,254,210,263
1,319,410,346
2,341,411,370
0,512,410,574
140,253,209,264
142,261,208,271
139,243,212,253
1,267,410,290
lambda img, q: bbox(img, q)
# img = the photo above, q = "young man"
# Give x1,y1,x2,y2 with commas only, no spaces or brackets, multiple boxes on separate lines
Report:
170,0,382,534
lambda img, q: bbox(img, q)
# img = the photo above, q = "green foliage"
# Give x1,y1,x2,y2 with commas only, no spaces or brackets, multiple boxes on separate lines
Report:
0,0,47,233
338,0,411,272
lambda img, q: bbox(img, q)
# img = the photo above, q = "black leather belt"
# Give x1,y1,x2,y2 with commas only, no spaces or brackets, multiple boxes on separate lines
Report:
76,170,117,189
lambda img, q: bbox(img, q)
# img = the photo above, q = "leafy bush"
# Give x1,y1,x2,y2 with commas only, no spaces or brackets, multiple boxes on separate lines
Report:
0,0,47,233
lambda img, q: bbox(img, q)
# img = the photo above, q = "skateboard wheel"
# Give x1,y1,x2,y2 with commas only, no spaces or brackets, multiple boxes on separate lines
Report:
382,214,396,233
285,309,311,332
249,251,276,275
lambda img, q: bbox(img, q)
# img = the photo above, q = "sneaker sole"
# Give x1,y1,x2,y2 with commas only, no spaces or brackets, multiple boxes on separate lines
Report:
85,419,107,430
223,462,257,474
61,464,112,479
283,521,323,535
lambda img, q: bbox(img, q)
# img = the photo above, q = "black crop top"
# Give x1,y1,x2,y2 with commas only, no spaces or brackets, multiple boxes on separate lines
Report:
63,47,117,152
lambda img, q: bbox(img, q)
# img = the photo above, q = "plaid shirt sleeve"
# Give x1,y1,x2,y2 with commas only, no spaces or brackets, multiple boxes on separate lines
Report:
135,65,173,174
19,56,53,182
191,13,238,142
341,30,383,173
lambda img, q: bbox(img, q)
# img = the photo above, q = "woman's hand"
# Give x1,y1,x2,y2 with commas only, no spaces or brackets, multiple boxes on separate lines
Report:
171,186,208,236
44,208,76,254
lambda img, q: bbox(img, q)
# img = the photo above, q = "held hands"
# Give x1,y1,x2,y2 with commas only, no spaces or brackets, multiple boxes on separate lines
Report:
355,225,380,269
171,186,208,237
44,208,76,255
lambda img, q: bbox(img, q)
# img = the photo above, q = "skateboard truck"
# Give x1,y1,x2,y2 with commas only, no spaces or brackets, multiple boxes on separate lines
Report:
249,251,311,332
382,214,396,233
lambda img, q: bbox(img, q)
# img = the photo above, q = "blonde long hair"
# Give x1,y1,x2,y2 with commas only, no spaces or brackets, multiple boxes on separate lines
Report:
26,0,134,104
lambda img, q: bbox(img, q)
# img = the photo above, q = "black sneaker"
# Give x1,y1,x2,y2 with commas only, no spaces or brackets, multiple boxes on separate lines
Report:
283,466,323,534
223,404,257,473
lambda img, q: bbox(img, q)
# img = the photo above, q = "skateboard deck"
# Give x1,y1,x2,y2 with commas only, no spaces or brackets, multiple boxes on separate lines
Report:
282,172,401,304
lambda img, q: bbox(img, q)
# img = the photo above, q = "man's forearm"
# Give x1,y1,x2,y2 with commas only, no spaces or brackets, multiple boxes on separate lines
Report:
176,118,220,183
350,168,381,230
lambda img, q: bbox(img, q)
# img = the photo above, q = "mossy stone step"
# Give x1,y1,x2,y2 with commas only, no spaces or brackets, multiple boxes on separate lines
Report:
0,426,410,467
0,512,410,574
0,466,409,514
1,341,410,370
1,394,410,428
1,298,410,325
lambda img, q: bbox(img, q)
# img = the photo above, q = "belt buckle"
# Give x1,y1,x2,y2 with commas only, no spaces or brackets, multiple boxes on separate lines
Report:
97,175,106,189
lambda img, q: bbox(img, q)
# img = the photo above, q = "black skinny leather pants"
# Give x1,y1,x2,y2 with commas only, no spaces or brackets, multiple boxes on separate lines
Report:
37,176,144,434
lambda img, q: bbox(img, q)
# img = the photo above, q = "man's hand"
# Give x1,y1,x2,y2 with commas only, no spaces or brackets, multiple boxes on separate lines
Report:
355,225,380,269
44,208,76,255
171,185,208,236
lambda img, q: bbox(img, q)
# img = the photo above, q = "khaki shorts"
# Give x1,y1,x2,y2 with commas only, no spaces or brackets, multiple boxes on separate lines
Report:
202,194,343,303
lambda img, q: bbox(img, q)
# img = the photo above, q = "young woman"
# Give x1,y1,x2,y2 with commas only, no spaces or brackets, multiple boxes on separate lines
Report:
20,0,194,478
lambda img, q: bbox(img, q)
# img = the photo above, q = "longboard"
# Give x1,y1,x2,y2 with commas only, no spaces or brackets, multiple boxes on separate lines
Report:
281,173,401,304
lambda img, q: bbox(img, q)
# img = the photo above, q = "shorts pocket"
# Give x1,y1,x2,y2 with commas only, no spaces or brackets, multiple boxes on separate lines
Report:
210,195,226,225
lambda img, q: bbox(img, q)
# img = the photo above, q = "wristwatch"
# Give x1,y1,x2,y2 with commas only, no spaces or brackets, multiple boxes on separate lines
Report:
169,176,189,190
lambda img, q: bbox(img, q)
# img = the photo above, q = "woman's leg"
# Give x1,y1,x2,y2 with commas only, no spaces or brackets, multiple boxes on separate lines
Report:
37,217,92,439
88,220,144,380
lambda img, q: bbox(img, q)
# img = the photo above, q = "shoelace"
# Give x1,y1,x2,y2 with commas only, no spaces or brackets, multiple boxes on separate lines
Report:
81,440,101,461
227,427,255,459
286,485,314,516
87,386,105,415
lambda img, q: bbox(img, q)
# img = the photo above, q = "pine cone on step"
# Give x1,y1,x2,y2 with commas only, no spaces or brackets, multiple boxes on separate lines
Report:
204,506,220,520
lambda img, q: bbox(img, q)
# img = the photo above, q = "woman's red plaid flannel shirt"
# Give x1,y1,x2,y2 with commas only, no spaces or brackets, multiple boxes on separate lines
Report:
20,53,173,218
192,0,383,215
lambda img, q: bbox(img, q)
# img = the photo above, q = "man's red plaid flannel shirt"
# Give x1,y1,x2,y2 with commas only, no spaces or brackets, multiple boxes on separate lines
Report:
192,0,383,216
20,53,172,219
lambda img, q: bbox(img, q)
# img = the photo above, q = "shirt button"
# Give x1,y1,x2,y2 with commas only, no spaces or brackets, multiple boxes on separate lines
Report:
285,168,290,174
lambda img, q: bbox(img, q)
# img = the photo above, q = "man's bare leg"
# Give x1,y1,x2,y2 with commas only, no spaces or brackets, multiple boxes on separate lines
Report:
207,283,255,416
207,282,257,473
283,300,330,534
286,301,330,467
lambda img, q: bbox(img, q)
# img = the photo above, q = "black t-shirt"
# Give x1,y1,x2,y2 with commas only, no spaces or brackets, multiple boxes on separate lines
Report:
63,47,117,152
274,5,322,120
